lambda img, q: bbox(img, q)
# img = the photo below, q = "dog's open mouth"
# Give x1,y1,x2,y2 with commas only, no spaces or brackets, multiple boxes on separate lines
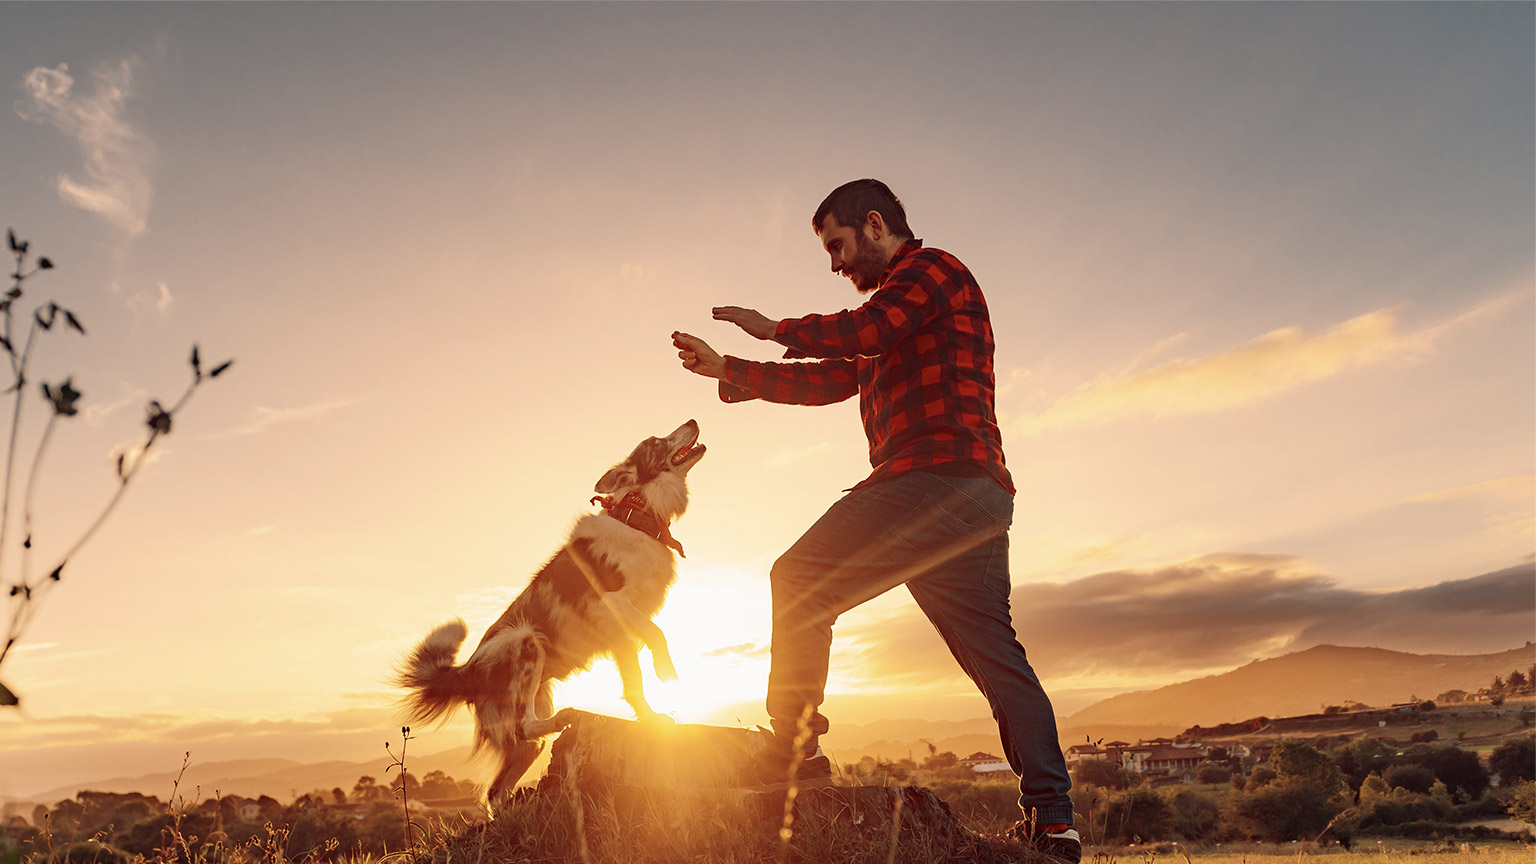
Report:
671,441,705,465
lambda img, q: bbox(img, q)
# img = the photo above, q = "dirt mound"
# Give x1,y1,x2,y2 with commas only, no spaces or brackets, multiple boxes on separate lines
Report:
430,711,1046,864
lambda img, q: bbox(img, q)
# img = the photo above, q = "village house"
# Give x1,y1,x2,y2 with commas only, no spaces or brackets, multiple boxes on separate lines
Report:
1120,742,1207,782
1061,739,1211,783
958,752,1012,775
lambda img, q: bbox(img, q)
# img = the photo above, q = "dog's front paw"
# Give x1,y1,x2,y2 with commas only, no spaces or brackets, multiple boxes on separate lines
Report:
636,709,675,726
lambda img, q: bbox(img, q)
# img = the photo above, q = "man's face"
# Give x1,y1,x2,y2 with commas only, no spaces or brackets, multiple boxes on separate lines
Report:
818,214,889,294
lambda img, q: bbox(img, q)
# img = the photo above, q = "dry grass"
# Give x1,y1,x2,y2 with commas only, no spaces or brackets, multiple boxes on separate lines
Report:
415,781,1041,864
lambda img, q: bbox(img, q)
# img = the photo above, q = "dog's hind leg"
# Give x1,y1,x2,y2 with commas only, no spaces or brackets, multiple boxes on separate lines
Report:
534,680,554,720
487,738,544,803
518,706,578,738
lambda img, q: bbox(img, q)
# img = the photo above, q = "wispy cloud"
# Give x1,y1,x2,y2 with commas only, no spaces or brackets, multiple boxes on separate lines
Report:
16,59,153,236
81,382,148,426
766,440,834,469
837,557,1535,688
207,399,358,439
1411,474,1534,506
1015,291,1525,435
703,642,767,658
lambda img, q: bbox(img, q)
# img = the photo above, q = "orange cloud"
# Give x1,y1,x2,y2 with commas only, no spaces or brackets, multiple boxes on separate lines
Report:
1015,291,1524,435
836,557,1534,689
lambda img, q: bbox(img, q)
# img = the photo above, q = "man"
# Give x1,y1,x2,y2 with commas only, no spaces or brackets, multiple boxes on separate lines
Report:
671,179,1077,861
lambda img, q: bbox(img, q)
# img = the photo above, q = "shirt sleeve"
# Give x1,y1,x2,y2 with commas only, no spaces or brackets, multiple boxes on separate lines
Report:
717,355,858,406
773,250,961,360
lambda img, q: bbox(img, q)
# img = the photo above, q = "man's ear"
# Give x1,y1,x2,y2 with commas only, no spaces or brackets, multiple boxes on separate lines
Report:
595,466,635,493
864,209,886,241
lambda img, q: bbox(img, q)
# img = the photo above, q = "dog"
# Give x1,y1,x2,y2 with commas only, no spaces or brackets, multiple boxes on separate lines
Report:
396,419,705,801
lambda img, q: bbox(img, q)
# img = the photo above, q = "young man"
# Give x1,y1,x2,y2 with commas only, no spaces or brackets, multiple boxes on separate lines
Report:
672,179,1078,861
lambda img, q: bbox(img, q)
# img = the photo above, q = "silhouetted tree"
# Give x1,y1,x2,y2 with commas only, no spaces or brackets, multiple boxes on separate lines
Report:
921,751,959,771
1071,758,1132,790
1195,762,1231,784
1490,737,1535,785
352,776,385,803
1230,778,1347,842
1330,736,1394,791
1402,745,1490,800
1383,764,1436,794
1100,788,1174,843
1272,740,1346,794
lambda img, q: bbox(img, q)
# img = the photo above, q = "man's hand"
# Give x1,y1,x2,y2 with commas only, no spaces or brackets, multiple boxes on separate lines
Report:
713,306,780,341
672,331,726,380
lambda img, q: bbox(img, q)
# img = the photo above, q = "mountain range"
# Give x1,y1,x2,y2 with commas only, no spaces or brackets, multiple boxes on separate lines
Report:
10,643,1530,805
1060,643,1533,730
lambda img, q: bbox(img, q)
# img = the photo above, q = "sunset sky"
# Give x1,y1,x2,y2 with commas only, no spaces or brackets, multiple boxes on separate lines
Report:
1,3,1531,798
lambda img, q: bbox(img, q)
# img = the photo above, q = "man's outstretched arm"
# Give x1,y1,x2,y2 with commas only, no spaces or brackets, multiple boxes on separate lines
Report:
712,306,780,341
672,330,857,406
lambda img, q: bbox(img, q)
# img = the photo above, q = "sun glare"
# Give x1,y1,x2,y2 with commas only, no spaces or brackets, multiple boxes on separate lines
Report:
552,564,774,725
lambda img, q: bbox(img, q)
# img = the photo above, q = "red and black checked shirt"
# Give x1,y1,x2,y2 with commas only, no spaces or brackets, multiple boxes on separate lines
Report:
719,239,1014,494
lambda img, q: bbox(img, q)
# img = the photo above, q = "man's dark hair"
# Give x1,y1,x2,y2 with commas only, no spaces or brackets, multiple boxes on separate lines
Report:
812,179,914,239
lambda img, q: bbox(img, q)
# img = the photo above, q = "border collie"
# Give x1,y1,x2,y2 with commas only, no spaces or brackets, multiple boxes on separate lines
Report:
396,420,705,800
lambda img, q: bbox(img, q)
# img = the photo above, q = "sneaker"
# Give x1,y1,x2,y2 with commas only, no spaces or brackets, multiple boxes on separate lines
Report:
732,731,835,791
1006,822,1081,864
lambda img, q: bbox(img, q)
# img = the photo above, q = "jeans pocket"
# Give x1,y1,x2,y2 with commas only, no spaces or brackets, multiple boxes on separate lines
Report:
878,482,1002,553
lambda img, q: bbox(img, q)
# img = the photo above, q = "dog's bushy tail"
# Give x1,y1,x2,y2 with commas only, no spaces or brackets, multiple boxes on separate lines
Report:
396,619,477,726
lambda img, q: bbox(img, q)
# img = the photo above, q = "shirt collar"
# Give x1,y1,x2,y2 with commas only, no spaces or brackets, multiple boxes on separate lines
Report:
876,238,924,290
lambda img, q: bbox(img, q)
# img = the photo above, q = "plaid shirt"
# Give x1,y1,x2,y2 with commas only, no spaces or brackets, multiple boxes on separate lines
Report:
719,239,1013,493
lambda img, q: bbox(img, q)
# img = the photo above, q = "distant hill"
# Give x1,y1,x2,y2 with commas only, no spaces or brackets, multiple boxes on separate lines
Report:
15,746,479,807
1062,643,1534,731
18,644,1530,803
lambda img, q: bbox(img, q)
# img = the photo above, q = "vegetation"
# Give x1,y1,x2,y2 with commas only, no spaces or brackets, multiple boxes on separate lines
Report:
0,229,231,707
6,727,1535,864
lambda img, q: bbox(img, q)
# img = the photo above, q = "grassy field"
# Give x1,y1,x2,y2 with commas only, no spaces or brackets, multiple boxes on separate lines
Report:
1145,846,1532,864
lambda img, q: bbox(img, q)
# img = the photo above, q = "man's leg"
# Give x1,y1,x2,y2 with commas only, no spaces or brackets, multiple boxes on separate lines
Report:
902,475,1074,825
765,472,1036,748
767,476,939,745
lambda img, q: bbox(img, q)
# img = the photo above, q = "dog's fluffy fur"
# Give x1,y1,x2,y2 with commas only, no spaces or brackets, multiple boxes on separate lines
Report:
396,420,705,800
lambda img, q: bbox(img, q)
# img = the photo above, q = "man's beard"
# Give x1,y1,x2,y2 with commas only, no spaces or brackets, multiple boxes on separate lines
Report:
849,233,888,294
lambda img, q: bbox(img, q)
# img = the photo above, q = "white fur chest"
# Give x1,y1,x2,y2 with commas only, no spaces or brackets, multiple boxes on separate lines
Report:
571,513,677,615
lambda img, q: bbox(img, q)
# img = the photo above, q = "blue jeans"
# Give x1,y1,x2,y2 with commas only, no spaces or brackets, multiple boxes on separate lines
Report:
766,471,1074,823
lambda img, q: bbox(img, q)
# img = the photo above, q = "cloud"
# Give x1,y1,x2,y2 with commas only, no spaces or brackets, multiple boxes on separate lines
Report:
108,279,176,321
1411,474,1534,507
766,440,834,469
80,381,148,425
16,60,153,236
207,399,358,439
835,556,1535,689
703,642,767,658
1015,291,1525,435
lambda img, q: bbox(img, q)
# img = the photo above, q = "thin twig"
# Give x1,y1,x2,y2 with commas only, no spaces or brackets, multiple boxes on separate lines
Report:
20,411,58,585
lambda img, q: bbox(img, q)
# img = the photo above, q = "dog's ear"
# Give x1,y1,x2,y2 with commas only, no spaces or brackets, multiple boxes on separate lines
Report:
594,465,635,494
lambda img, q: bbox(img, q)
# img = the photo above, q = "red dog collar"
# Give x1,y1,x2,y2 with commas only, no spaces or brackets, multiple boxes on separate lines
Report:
590,492,685,558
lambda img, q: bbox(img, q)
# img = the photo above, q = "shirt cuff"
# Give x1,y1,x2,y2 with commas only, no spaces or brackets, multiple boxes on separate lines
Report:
718,355,757,404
